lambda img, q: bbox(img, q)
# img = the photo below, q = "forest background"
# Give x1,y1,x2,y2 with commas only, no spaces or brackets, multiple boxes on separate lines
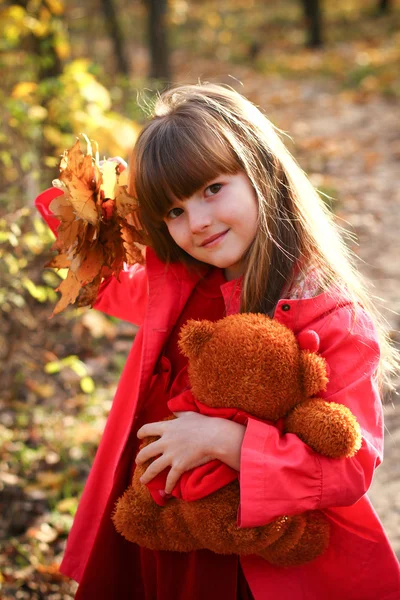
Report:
1,0,399,597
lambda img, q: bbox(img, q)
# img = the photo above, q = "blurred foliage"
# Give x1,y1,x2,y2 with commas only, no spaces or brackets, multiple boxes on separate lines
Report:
172,0,400,96
0,0,151,212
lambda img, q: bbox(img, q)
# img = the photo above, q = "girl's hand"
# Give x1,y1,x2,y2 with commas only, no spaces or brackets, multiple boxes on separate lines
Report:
136,412,246,494
99,156,127,172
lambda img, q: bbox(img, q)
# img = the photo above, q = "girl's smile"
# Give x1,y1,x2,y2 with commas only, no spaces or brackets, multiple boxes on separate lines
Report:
164,172,258,280
200,229,230,248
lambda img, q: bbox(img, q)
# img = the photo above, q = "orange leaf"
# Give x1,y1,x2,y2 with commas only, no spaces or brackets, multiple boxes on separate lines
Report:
76,274,102,308
45,136,149,315
45,253,71,269
56,139,100,225
75,244,104,286
52,270,81,316
49,194,75,222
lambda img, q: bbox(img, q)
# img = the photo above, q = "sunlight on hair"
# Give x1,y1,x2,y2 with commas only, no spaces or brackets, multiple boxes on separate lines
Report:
129,82,399,394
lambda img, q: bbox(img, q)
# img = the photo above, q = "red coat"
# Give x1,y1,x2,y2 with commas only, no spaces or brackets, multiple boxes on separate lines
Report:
35,189,400,600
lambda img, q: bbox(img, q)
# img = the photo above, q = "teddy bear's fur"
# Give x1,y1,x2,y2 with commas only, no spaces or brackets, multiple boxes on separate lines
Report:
112,313,362,567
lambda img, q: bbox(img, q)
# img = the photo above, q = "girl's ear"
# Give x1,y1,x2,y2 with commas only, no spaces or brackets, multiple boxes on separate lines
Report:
178,319,216,359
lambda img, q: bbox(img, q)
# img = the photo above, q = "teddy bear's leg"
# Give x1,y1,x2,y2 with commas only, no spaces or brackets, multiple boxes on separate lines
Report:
180,482,301,556
259,510,330,567
112,462,198,552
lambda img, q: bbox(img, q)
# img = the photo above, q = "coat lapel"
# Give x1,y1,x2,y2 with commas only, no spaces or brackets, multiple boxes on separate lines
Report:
137,248,207,403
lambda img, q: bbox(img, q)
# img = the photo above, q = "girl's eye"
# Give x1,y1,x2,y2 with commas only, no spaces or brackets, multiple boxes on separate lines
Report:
166,207,184,220
206,183,222,196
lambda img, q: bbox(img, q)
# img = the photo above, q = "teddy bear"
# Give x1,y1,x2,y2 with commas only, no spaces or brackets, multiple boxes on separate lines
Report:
112,313,362,567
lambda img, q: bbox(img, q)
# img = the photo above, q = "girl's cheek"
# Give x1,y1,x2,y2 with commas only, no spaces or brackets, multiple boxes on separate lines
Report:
168,223,185,249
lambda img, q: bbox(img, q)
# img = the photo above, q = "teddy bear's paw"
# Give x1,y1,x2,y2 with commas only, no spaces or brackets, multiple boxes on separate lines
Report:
113,486,199,552
224,514,300,555
257,514,307,564
179,482,243,554
159,500,201,552
112,485,165,548
285,398,362,459
260,510,330,567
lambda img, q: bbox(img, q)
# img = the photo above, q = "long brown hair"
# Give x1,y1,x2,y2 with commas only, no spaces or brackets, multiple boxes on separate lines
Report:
129,83,398,390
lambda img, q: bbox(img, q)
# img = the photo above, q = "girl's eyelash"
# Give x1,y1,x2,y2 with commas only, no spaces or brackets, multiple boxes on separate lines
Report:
166,207,183,219
166,183,222,219
206,183,222,194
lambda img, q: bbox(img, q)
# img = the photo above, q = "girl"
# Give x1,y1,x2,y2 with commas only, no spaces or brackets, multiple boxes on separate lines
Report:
35,83,400,599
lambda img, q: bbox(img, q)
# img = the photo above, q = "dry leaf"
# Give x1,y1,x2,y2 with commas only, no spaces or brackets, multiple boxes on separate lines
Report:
45,135,148,315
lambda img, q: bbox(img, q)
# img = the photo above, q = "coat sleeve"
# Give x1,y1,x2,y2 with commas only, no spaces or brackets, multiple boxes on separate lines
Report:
238,305,383,527
35,188,148,326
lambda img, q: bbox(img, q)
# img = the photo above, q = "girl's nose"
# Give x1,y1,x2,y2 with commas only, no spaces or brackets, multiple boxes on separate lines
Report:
188,206,212,233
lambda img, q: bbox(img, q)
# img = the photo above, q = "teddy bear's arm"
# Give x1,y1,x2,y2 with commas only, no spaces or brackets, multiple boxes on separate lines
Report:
284,398,362,459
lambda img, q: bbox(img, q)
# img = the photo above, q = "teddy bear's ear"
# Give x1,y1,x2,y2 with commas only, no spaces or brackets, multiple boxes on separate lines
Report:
300,351,329,397
178,319,216,359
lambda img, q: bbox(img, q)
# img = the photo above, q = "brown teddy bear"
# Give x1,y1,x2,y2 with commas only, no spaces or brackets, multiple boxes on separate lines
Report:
112,313,362,566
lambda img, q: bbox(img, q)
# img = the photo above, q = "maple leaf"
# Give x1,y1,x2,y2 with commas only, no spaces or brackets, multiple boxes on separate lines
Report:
46,135,148,315
53,139,101,226
52,270,81,316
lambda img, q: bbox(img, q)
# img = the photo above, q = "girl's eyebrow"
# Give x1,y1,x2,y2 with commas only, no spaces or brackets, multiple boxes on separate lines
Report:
202,174,228,187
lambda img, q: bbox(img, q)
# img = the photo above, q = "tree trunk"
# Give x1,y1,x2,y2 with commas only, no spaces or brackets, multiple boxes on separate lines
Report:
301,0,323,48
147,0,171,83
100,0,130,76
378,0,390,13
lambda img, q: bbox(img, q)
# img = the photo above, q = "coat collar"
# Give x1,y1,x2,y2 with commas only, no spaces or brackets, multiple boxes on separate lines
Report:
145,247,208,333
144,246,352,334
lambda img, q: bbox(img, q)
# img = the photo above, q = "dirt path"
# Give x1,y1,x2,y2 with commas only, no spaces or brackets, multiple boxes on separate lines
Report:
174,58,400,556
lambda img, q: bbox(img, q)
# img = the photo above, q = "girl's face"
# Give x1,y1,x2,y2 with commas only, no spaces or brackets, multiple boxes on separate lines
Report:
163,171,258,280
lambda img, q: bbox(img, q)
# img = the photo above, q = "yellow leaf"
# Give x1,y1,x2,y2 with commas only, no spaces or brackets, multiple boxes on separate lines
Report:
36,471,65,489
101,160,118,199
45,0,65,16
56,497,78,514
80,375,95,394
12,82,37,99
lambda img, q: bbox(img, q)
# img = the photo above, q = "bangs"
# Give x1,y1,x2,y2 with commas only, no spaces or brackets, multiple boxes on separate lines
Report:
133,113,242,225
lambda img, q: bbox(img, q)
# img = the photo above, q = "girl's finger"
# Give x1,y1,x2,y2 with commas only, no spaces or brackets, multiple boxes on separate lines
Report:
135,439,163,465
107,156,127,166
164,464,184,495
139,456,169,485
99,156,127,168
172,411,193,418
137,422,164,439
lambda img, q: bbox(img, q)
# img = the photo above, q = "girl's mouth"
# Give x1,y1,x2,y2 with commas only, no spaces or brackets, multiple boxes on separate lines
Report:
201,230,229,248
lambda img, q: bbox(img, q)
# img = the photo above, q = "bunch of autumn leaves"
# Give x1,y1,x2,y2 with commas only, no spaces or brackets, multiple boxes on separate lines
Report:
47,137,149,316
